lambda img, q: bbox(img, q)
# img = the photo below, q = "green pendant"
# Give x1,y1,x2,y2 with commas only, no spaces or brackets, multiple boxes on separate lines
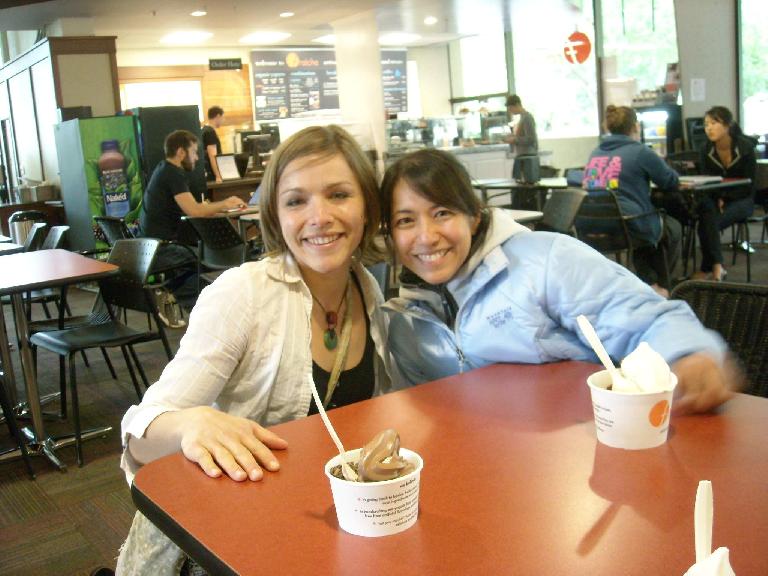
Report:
324,329,338,350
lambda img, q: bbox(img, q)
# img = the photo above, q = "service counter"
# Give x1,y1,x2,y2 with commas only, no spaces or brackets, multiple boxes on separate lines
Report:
205,175,262,204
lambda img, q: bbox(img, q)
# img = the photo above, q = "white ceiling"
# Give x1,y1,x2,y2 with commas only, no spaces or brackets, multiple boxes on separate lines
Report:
0,0,517,50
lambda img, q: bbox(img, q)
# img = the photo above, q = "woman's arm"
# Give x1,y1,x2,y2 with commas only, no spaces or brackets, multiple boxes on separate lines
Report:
123,266,287,481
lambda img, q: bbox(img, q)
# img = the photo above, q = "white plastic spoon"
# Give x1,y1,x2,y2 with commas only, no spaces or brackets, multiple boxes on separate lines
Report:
309,379,358,481
576,314,632,391
695,480,713,563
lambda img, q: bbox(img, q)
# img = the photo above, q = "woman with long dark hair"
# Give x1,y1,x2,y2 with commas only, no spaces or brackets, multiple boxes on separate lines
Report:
694,106,757,281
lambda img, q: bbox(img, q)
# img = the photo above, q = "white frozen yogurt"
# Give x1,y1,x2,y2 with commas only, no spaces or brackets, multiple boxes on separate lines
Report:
614,342,673,393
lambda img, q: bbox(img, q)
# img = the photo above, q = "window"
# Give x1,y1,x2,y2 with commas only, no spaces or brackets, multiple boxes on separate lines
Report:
600,0,679,93
511,0,599,138
739,0,768,137
448,33,508,99
119,80,204,121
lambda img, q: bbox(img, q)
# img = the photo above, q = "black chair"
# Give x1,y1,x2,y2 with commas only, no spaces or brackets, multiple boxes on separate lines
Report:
671,280,768,397
184,217,248,291
25,226,71,319
535,188,587,235
0,374,35,479
30,239,172,465
22,222,48,252
94,215,134,246
574,189,671,288
729,219,752,283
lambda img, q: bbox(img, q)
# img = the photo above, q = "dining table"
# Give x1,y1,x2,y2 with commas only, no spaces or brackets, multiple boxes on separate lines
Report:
131,361,767,575
0,249,119,470
473,177,568,209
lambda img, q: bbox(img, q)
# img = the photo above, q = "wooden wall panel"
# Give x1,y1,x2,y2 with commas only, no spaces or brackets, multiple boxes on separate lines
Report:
119,64,254,154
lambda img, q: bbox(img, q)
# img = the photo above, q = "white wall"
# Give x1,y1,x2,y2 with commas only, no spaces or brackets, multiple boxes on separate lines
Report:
409,45,452,117
7,31,39,59
332,10,386,169
116,48,252,67
674,0,737,120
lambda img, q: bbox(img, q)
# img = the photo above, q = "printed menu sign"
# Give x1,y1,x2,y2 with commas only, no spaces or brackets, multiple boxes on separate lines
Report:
250,49,406,120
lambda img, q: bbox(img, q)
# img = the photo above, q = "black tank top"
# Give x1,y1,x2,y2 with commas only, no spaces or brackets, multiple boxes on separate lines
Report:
308,273,375,415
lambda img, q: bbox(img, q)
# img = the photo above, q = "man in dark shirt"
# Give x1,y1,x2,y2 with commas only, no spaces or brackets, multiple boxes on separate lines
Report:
202,106,224,182
139,129,244,309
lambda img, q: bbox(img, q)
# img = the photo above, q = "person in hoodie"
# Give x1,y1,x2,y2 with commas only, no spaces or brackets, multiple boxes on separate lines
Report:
582,105,682,297
693,106,757,281
380,148,736,415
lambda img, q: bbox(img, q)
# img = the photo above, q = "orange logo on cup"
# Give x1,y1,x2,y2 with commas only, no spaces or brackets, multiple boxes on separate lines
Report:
648,400,670,427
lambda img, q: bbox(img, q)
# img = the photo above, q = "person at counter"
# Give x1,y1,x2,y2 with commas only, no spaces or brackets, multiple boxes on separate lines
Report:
202,105,224,183
138,129,244,309
505,94,540,184
694,105,757,282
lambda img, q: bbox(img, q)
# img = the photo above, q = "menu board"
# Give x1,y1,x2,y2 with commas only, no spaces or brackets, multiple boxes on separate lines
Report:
381,51,408,115
250,49,406,120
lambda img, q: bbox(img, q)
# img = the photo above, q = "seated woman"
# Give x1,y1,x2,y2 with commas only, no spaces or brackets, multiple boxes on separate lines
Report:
116,125,402,573
694,106,757,281
380,148,735,417
582,105,682,297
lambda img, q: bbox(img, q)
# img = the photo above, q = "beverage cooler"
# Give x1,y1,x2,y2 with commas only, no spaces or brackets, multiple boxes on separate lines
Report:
54,116,144,251
635,103,683,158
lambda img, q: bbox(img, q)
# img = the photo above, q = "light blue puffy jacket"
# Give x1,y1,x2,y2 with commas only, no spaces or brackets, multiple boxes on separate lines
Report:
383,209,726,386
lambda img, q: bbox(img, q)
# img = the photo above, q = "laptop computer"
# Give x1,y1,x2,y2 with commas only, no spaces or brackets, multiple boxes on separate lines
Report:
216,154,242,180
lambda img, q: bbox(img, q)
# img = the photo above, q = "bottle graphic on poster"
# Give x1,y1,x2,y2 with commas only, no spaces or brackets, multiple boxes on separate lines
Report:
98,139,130,217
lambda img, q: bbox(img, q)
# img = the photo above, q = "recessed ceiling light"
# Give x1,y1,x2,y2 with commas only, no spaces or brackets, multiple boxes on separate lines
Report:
378,32,421,46
239,31,292,44
160,31,213,45
279,11,295,18
312,34,336,44
423,16,438,26
190,10,207,17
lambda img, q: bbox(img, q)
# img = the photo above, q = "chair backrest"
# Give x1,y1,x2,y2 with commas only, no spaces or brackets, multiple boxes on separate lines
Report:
23,222,48,252
671,280,768,397
186,217,246,268
99,238,160,314
573,190,634,254
94,216,134,246
536,188,587,234
41,225,70,250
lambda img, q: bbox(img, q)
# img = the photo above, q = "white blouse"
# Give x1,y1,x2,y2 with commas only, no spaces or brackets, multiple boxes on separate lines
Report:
120,253,401,484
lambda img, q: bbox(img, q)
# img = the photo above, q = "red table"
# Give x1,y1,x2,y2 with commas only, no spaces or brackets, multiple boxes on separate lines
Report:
0,249,118,470
132,362,768,575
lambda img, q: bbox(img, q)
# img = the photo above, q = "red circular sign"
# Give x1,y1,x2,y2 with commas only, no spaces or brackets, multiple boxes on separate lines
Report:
564,31,591,64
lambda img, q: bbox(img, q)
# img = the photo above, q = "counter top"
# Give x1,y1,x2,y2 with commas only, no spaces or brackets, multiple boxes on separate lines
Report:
388,143,510,158
206,175,262,191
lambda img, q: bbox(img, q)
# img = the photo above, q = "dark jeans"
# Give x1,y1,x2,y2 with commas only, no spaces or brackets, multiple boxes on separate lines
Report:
151,242,199,308
696,196,754,272
632,215,681,289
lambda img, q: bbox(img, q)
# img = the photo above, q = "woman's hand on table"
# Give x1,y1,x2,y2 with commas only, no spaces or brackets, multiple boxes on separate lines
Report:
180,406,288,481
671,353,741,414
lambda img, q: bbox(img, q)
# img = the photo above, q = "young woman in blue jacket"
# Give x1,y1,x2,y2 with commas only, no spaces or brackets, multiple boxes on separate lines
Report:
380,149,736,414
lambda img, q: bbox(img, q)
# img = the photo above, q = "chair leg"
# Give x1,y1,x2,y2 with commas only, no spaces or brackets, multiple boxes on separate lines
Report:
119,345,143,400
59,355,67,419
128,345,150,391
101,347,117,379
744,222,751,283
80,350,90,367
68,353,84,467
41,301,52,319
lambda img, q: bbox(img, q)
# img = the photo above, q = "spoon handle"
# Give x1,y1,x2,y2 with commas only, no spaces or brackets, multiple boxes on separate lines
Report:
309,379,358,481
695,480,713,562
576,315,619,377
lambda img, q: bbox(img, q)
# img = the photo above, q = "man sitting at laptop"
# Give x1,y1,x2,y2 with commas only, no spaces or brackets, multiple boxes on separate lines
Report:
139,130,244,316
